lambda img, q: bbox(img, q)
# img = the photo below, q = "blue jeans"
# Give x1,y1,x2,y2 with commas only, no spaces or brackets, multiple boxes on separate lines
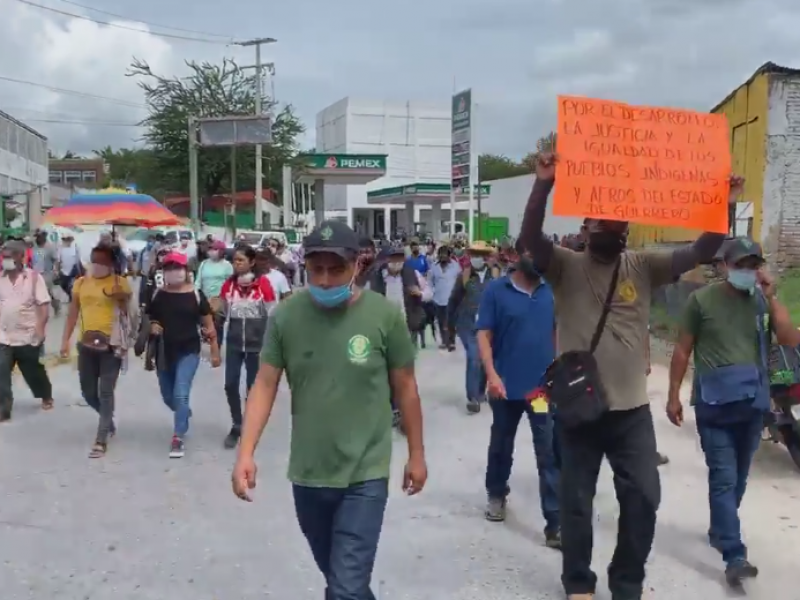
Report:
156,352,200,437
293,479,388,600
457,329,486,401
486,399,560,531
696,414,763,566
225,348,260,428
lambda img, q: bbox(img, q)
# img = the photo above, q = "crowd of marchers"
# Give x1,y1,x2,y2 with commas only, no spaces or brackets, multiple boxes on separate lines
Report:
231,152,794,600
0,153,793,598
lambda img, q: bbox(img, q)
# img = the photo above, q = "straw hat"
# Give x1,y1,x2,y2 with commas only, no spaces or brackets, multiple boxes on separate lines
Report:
468,240,493,254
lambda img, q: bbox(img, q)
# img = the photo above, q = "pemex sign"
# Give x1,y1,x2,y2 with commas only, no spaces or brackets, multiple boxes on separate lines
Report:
305,154,387,170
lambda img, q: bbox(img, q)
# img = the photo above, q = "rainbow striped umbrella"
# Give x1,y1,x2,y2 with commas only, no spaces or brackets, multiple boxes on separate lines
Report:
42,188,182,227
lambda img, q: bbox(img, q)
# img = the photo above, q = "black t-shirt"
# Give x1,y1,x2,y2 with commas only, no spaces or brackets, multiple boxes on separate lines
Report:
146,289,211,364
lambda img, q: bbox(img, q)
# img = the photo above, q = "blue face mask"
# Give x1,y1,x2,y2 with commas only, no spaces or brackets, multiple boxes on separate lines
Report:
727,268,757,294
308,283,352,308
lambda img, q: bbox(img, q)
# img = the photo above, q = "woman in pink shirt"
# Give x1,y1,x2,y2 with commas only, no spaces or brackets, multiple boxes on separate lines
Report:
0,241,54,421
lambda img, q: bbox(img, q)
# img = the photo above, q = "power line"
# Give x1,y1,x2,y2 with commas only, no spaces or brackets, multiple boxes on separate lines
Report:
15,0,238,44
24,118,138,126
52,0,235,39
0,74,146,108
23,118,139,126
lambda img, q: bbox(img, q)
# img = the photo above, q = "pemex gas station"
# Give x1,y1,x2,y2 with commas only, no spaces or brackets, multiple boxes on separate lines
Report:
288,153,387,227
282,154,490,241
364,182,490,242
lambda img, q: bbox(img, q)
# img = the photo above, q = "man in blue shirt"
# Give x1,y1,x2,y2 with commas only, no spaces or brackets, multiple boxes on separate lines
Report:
405,238,429,276
476,244,560,547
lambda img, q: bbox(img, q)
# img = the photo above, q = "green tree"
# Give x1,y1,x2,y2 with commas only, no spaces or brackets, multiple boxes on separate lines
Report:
519,132,557,171
128,57,305,200
92,146,160,194
478,154,529,181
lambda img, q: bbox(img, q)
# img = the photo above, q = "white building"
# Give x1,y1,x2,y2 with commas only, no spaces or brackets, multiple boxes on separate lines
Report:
484,173,584,240
0,110,48,227
315,98,452,236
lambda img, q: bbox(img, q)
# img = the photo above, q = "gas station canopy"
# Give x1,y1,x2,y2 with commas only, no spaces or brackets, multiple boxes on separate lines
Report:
366,182,491,205
295,153,387,185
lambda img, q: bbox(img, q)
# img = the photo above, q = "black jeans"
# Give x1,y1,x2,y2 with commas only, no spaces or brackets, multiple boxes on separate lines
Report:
559,404,660,598
224,347,260,429
293,479,388,600
77,346,122,444
59,273,77,301
0,344,53,415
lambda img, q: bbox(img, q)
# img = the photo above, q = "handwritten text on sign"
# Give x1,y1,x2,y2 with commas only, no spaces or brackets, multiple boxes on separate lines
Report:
553,96,731,233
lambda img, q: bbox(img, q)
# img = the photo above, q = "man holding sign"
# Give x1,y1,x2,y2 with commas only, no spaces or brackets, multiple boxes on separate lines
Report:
519,144,742,600
475,241,560,546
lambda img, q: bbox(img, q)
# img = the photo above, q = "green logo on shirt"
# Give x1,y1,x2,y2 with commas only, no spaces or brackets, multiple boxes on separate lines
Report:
347,334,371,364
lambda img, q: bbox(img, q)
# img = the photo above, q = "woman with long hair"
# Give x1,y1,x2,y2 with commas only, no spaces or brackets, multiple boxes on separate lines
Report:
147,252,221,458
60,243,132,458
220,246,276,448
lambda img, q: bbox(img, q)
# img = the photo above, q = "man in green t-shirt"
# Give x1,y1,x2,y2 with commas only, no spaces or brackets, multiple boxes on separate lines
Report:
231,220,427,600
668,238,800,588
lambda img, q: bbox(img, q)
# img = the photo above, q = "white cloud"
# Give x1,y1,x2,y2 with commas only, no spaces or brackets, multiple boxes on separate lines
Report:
4,0,800,163
0,0,184,153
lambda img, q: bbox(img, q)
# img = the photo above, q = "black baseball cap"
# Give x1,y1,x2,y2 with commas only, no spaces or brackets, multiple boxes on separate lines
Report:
723,237,764,265
303,220,359,259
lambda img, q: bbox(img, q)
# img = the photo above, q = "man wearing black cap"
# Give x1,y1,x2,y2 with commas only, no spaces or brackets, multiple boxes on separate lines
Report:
668,237,800,587
231,220,427,600
519,152,746,600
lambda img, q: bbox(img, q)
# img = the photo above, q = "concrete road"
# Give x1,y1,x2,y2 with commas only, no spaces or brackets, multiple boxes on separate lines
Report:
1,343,800,600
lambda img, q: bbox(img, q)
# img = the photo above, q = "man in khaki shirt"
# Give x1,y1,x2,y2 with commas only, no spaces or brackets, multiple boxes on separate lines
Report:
519,153,743,600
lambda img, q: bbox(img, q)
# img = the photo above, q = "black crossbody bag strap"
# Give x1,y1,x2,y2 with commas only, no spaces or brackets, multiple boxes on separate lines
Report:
588,257,622,354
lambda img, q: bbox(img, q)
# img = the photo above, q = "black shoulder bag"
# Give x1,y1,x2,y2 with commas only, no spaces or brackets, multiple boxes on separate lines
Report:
544,257,622,428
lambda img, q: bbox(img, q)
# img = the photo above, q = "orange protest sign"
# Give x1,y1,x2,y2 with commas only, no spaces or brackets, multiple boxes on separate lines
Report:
553,96,731,233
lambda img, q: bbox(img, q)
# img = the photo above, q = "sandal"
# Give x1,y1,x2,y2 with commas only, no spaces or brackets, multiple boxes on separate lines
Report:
41,399,54,411
88,443,107,459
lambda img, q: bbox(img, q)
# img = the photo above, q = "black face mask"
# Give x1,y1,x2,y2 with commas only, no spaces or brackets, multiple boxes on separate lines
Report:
587,231,626,260
516,256,539,279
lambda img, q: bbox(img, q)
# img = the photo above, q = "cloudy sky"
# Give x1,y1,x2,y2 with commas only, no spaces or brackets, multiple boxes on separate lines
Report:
2,0,800,160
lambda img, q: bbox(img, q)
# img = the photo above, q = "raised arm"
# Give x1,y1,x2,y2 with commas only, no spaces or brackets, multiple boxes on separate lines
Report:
670,231,729,279
646,175,744,287
518,154,557,274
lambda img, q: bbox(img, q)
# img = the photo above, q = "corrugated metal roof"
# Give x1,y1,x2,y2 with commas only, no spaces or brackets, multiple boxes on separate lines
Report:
0,108,47,142
711,61,800,113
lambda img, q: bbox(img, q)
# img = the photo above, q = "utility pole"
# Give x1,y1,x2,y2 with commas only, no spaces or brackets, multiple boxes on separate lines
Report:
187,116,200,235
230,146,237,239
236,37,277,230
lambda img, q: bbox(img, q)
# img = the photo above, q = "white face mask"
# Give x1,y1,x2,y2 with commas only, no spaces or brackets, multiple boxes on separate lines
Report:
164,270,187,286
387,261,403,274
470,257,486,270
208,250,220,260
91,263,111,278
2,258,17,271
237,272,255,286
